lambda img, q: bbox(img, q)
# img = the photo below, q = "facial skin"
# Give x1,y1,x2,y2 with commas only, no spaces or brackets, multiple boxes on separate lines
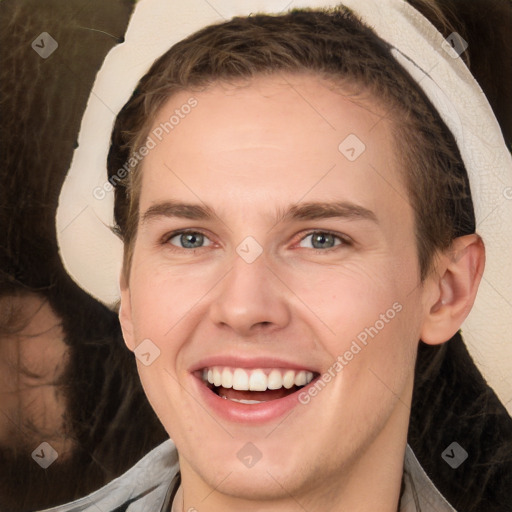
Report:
120,73,484,511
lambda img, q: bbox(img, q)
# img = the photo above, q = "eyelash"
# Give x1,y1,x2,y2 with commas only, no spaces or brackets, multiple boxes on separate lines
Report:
161,229,352,253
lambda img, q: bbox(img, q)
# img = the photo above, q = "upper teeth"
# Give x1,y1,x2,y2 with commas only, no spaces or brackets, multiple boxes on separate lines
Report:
202,367,314,391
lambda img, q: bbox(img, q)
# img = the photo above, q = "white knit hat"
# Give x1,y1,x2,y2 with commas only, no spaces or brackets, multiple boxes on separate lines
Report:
56,0,512,414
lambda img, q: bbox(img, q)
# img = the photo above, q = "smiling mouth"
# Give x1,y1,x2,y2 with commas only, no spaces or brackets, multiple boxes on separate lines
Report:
198,366,319,404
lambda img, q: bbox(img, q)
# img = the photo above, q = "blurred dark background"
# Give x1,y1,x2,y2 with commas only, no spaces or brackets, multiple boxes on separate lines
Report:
0,1,168,510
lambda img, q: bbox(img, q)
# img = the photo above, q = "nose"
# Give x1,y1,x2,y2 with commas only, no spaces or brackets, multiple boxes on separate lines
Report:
208,251,292,337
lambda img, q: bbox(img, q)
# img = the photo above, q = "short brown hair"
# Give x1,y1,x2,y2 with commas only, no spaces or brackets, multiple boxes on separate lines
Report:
107,5,474,282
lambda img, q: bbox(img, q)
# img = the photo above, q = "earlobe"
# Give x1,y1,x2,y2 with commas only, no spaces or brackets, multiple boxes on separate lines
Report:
119,271,136,352
420,234,485,345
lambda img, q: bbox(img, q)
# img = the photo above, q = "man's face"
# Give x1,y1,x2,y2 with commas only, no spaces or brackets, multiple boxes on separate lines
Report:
121,74,430,501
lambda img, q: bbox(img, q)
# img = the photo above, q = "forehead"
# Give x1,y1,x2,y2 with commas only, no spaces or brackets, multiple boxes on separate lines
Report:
138,73,409,227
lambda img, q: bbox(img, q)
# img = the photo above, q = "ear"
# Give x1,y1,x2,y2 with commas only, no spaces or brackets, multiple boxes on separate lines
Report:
420,234,485,345
119,271,136,352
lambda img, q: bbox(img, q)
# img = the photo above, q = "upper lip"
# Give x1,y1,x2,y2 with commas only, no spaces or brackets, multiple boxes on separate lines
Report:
189,355,320,373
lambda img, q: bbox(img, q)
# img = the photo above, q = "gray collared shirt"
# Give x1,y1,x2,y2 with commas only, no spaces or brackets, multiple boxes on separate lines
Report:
38,440,456,512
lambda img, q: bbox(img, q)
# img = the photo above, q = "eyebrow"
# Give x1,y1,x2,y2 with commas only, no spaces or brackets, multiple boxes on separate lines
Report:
141,200,378,225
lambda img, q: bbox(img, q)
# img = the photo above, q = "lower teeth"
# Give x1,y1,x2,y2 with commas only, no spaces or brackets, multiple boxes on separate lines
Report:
221,397,265,404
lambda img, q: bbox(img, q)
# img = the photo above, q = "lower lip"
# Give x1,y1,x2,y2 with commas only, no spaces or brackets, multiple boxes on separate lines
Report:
191,374,319,424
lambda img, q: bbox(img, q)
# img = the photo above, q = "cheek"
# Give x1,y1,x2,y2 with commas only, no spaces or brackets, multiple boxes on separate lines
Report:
287,257,415,332
286,257,421,389
129,261,212,338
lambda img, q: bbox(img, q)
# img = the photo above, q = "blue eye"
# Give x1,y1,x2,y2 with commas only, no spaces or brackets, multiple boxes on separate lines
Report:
163,230,348,252
299,231,345,250
167,231,212,249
